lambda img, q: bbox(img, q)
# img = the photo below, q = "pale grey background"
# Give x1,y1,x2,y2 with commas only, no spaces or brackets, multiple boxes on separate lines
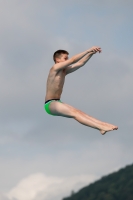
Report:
0,1,133,200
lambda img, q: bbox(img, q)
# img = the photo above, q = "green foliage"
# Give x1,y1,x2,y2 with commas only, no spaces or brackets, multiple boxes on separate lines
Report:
62,164,133,200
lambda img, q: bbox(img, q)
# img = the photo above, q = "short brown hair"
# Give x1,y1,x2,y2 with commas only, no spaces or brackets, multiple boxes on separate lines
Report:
53,50,69,62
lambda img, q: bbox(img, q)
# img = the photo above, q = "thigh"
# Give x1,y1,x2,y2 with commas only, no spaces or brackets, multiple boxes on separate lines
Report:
49,101,77,118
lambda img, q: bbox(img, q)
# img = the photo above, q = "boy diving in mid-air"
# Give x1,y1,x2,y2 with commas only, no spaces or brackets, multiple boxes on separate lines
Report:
44,46,118,135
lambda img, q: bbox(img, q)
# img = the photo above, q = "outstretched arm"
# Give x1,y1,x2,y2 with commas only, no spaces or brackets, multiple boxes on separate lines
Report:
66,46,101,75
53,46,101,71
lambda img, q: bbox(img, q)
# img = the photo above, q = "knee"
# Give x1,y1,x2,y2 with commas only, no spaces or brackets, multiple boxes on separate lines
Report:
71,108,79,119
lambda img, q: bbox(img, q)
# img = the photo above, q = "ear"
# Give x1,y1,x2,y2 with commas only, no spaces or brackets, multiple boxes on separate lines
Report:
56,57,60,63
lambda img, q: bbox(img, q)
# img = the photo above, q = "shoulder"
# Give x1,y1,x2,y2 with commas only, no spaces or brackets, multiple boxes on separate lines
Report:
48,65,60,76
50,65,67,75
51,64,65,73
51,64,59,72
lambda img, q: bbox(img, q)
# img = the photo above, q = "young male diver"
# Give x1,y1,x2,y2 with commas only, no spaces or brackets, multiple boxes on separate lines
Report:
44,46,118,135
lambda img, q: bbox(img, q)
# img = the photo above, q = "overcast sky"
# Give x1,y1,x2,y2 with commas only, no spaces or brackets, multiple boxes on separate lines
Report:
0,1,133,200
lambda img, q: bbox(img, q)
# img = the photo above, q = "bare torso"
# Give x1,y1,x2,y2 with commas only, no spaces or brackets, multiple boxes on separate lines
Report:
45,67,66,101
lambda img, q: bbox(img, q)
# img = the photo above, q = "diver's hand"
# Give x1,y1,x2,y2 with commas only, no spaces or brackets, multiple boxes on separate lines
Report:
88,46,102,54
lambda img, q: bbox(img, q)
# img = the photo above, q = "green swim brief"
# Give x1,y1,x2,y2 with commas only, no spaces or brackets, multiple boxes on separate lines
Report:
44,99,62,116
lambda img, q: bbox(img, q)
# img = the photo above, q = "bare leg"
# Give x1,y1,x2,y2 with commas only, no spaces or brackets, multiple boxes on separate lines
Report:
49,102,118,135
64,103,118,134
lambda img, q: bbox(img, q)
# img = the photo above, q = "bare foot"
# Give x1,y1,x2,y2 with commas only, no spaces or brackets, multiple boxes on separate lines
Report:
100,125,118,135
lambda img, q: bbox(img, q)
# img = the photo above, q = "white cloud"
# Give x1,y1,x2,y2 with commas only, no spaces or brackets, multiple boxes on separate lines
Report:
0,193,9,200
1,137,132,195
6,173,96,200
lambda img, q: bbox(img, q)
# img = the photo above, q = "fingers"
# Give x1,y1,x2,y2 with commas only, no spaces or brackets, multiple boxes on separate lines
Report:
89,46,102,55
97,47,102,53
91,46,102,54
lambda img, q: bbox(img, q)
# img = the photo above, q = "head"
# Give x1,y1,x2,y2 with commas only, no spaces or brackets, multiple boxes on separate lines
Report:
53,50,69,63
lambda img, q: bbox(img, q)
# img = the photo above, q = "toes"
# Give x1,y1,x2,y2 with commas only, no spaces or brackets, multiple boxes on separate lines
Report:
113,127,118,130
100,130,106,135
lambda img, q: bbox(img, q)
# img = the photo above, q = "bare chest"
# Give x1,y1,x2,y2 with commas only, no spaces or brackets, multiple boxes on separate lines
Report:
55,70,65,83
47,69,66,88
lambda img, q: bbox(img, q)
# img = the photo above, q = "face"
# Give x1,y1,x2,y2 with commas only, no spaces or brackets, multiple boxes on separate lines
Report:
57,54,68,63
